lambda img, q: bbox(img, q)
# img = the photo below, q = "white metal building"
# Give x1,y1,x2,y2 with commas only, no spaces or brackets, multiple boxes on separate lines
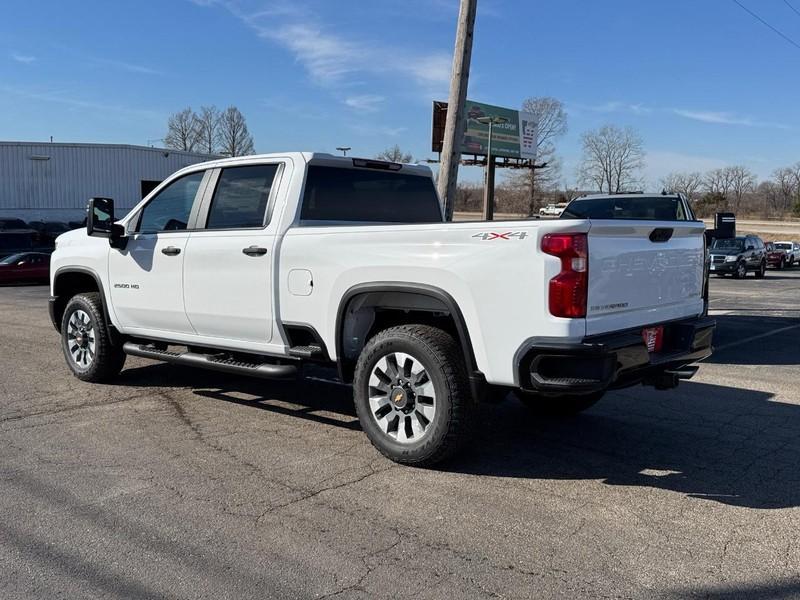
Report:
0,141,216,222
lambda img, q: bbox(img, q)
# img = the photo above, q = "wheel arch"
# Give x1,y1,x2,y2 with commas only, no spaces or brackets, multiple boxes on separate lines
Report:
334,282,484,396
51,267,114,336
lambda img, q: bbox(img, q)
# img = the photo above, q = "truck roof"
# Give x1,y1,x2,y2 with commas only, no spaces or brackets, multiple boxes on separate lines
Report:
171,152,433,178
575,193,683,200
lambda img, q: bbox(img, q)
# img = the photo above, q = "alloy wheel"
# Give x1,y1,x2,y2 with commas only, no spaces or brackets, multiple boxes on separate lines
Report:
368,352,436,444
66,309,95,368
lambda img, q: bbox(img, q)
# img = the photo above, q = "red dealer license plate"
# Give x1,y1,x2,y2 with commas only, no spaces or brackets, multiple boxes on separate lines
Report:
642,326,664,353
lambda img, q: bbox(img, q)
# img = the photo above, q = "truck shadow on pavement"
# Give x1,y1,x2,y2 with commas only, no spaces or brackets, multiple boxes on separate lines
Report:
117,363,800,511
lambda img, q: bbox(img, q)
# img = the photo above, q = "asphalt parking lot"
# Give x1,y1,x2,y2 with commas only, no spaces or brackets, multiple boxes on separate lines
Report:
2,271,799,600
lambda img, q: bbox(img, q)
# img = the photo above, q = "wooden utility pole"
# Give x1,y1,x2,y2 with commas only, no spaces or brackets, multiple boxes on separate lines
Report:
482,123,496,220
437,0,478,221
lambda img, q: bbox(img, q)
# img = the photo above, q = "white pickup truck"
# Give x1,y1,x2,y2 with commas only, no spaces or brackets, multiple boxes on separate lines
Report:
49,154,714,465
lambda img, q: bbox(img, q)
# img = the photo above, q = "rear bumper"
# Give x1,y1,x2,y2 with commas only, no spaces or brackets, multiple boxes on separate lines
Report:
516,316,715,395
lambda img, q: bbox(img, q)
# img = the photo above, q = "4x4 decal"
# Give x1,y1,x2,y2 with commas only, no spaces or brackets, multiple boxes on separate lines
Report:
471,231,529,241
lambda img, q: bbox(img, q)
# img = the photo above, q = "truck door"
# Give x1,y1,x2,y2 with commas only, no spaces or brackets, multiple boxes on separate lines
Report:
108,170,208,334
182,163,283,345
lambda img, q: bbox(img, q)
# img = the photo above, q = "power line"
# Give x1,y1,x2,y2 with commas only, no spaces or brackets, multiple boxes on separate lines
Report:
784,0,800,19
732,0,800,52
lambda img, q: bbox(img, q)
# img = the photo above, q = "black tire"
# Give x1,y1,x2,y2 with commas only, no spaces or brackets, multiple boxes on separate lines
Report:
60,292,126,382
514,390,605,416
755,260,767,279
733,261,747,279
353,324,475,466
779,257,785,270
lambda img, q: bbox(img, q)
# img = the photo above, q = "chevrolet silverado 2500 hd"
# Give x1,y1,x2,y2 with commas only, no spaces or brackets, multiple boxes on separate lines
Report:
49,153,714,465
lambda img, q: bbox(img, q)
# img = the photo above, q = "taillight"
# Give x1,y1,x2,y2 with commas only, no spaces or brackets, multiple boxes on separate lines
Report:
541,233,588,318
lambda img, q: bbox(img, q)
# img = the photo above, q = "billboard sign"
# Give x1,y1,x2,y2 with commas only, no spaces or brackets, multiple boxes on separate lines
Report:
432,100,537,160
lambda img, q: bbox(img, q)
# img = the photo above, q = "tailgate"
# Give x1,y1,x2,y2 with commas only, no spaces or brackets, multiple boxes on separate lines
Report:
585,221,706,336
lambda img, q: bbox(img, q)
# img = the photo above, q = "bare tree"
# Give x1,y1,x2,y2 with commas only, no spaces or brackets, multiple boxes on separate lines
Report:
770,164,800,213
660,171,703,202
195,105,221,154
375,145,413,163
703,168,734,198
218,106,255,157
516,97,568,214
577,125,645,193
164,107,199,152
726,165,756,213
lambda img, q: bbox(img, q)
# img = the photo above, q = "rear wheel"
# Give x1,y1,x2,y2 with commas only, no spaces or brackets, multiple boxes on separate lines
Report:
514,390,604,416
60,293,126,382
353,324,475,466
734,261,747,279
755,260,767,279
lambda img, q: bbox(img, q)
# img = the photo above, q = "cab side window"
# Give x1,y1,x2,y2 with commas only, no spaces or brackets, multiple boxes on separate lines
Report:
138,171,205,233
205,164,279,229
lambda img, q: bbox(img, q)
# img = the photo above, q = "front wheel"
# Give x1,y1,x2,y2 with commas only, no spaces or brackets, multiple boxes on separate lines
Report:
778,257,786,270
734,261,747,279
755,260,767,279
60,292,126,382
353,325,475,466
514,390,605,416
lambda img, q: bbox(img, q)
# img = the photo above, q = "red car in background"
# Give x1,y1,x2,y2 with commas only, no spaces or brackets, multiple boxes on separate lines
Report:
0,252,51,284
766,242,792,269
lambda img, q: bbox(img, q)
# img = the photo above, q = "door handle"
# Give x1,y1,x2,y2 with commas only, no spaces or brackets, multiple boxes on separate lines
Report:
242,246,268,256
161,246,181,256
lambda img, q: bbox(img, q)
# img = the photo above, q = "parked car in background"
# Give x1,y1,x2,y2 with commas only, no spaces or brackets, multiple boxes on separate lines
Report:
0,252,50,284
0,218,29,231
765,242,787,269
709,236,767,279
29,221,71,251
539,203,564,217
771,241,800,267
68,220,86,230
0,220,38,260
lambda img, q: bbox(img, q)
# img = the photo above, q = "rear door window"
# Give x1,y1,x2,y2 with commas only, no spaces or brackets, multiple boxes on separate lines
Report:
205,164,280,229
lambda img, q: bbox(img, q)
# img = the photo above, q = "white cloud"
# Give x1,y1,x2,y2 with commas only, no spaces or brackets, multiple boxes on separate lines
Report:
570,100,652,115
404,54,451,87
350,123,407,137
264,23,361,84
193,0,451,94
92,57,161,75
0,85,161,120
344,94,385,112
11,53,36,64
672,108,788,130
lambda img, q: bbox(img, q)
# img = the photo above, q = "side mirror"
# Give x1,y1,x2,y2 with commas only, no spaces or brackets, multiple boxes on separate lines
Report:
87,197,128,249
87,197,114,237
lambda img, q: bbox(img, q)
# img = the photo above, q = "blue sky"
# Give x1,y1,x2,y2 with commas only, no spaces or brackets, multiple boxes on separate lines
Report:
2,0,799,187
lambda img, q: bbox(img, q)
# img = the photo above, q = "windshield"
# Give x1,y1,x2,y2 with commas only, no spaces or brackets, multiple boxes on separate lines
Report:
0,253,26,264
712,238,744,251
775,243,792,250
560,196,688,221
